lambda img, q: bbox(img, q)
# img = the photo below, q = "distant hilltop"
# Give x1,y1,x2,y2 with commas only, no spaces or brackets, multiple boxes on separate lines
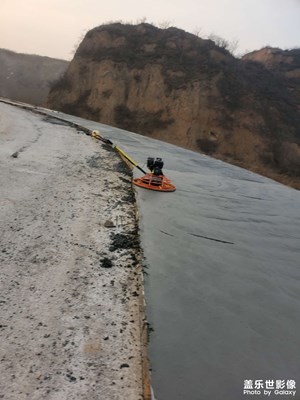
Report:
242,47,300,106
242,46,300,77
0,49,68,106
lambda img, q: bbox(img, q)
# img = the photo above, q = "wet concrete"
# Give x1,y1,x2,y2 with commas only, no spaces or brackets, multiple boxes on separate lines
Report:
80,124,300,400
3,102,300,399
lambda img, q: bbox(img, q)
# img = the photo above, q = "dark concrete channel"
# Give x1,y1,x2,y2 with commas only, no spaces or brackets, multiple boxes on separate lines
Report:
4,102,300,399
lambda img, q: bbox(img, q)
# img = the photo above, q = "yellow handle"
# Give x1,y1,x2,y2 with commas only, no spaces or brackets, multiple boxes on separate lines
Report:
114,146,138,167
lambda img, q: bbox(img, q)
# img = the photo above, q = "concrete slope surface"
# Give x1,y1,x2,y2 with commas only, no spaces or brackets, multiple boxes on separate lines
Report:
41,109,300,400
0,103,145,400
2,101,300,399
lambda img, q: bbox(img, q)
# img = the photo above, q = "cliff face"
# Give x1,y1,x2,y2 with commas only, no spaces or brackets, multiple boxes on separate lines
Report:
243,47,300,111
0,49,68,106
242,47,300,77
48,24,300,188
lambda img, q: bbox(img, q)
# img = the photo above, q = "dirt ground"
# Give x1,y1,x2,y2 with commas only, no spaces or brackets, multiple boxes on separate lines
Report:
0,103,146,400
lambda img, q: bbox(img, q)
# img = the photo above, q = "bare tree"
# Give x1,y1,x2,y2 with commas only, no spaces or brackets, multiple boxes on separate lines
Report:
136,16,147,24
228,39,239,55
193,26,203,37
158,20,172,29
208,34,229,49
70,29,89,57
208,33,239,55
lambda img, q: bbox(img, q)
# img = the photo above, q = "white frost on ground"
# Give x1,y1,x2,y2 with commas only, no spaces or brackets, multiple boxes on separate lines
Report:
0,103,145,400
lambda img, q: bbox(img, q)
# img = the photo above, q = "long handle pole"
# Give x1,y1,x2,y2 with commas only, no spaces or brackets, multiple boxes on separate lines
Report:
91,130,146,174
114,146,147,174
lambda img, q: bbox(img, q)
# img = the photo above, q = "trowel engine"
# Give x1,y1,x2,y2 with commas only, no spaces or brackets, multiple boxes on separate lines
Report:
147,157,164,176
132,157,176,192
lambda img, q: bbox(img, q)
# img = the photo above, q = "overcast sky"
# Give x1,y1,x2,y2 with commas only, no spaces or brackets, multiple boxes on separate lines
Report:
0,0,299,60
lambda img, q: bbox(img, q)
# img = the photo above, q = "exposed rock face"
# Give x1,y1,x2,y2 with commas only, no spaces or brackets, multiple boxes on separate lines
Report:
242,47,300,76
0,49,68,105
243,47,300,111
48,24,300,188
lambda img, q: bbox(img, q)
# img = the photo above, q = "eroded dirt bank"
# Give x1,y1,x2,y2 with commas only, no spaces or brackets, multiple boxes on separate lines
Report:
0,103,146,400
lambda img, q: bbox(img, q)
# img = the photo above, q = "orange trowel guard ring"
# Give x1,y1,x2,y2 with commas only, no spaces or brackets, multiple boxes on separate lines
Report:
133,173,176,192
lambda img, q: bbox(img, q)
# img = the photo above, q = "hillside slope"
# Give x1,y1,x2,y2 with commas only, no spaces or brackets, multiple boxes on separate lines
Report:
0,49,68,105
243,47,300,114
47,23,300,188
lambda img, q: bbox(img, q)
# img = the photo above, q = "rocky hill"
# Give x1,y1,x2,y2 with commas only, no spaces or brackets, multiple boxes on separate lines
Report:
0,49,68,106
47,23,300,188
242,46,300,75
243,47,300,113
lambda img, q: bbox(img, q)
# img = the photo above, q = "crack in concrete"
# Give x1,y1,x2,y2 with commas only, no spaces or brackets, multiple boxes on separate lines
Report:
188,232,235,244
